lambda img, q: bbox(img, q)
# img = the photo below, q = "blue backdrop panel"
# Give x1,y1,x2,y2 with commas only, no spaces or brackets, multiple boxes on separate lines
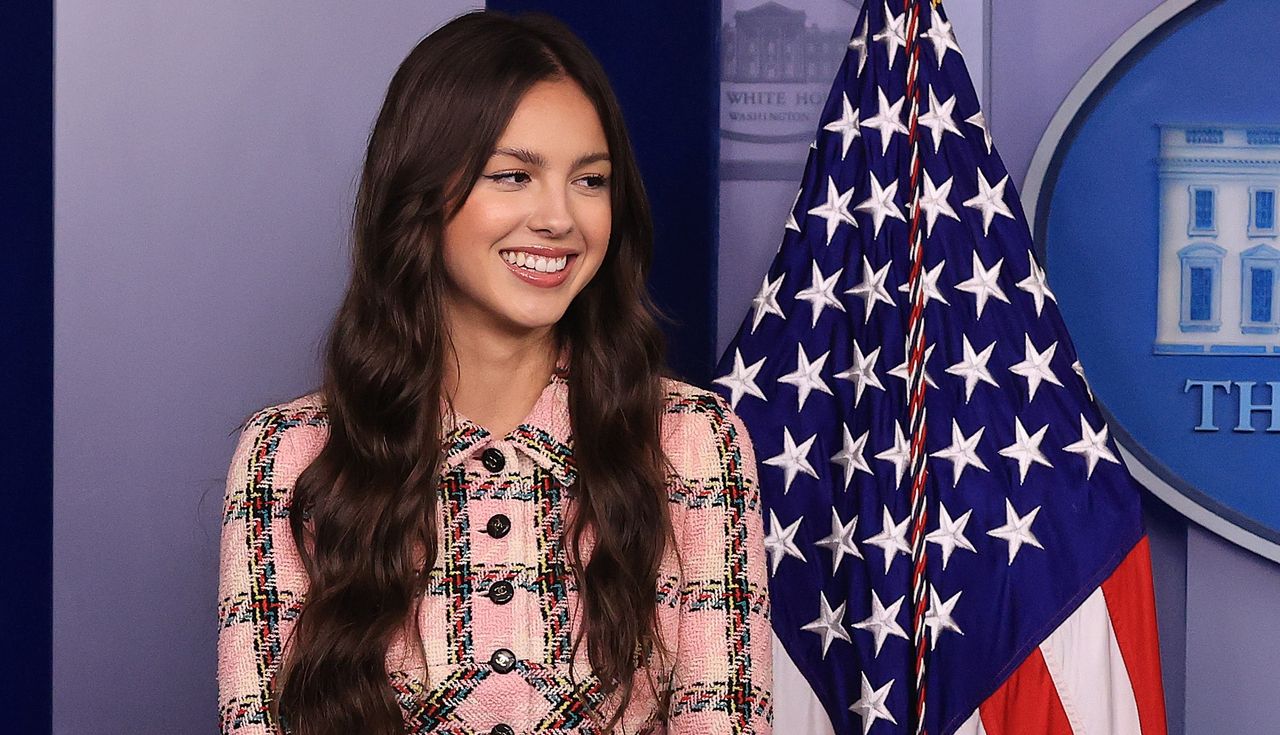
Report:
486,0,720,385
0,0,53,730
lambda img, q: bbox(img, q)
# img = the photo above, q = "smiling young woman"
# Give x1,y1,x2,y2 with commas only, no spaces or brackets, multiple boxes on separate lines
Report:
216,11,772,735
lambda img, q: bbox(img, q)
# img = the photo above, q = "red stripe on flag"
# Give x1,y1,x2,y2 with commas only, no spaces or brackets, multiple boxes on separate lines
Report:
1101,536,1169,735
978,647,1074,735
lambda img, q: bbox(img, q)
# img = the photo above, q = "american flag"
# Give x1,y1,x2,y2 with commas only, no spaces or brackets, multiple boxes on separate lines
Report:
712,2,1168,733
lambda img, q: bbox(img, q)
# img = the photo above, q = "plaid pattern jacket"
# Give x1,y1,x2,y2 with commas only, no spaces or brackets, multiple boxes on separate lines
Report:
217,373,773,734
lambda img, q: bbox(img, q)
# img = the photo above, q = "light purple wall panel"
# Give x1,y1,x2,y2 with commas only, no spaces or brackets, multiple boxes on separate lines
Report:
988,0,1163,187
54,2,479,732
1184,525,1280,732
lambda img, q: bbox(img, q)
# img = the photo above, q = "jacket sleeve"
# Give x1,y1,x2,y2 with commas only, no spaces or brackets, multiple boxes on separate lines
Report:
668,395,773,734
216,406,323,734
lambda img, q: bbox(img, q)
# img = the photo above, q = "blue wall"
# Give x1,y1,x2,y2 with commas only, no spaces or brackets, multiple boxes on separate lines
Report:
1,0,52,729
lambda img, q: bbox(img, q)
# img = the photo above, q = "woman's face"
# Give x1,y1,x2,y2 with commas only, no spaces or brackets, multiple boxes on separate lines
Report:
441,78,612,339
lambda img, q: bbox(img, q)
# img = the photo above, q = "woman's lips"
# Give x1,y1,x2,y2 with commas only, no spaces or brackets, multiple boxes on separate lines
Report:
500,253,576,288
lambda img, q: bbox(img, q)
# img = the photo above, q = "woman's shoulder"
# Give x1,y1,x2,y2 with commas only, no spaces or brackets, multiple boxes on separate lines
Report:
229,391,330,480
658,377,755,472
238,392,330,442
241,391,329,428
658,376,734,420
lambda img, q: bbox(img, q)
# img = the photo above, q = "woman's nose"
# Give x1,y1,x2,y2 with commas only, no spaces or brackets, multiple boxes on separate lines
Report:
526,183,574,237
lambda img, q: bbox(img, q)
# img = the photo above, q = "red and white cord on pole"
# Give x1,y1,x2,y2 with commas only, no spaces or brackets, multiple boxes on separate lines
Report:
901,1,932,733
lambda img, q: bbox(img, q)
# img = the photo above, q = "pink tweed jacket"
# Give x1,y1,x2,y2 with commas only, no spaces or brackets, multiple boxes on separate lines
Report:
217,373,773,734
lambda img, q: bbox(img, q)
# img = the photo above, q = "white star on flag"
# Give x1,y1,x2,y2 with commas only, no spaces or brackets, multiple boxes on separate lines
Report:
963,169,1016,236
763,509,806,576
871,1,907,69
955,251,1010,318
896,260,949,306
1016,252,1058,316
823,93,861,159
850,674,898,735
815,508,862,573
784,189,802,233
801,591,852,659
806,177,857,246
749,272,785,333
777,345,833,410
860,87,908,155
712,349,766,410
945,335,998,403
921,13,962,67
998,417,1054,484
917,88,963,150
1073,359,1094,399
830,425,873,490
847,19,869,75
793,262,846,327
987,499,1045,565
917,171,961,236
925,502,977,570
966,109,994,153
924,586,964,650
764,427,819,493
930,418,989,487
855,171,907,237
1009,335,1064,401
834,341,884,406
1063,415,1121,479
864,506,911,574
846,255,895,323
852,590,908,657
874,421,912,489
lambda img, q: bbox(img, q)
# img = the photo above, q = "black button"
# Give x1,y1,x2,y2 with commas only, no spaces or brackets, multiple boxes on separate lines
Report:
485,514,511,539
480,447,506,472
491,725,515,735
489,648,516,674
488,580,515,605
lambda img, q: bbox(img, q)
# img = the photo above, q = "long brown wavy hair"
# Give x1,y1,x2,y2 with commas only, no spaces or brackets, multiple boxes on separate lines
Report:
271,10,674,735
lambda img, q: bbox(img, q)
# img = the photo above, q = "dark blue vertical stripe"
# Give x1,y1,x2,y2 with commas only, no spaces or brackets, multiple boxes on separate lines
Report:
0,0,53,731
486,0,720,385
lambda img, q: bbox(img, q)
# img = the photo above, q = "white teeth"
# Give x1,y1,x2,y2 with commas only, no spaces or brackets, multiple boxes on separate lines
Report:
501,251,570,274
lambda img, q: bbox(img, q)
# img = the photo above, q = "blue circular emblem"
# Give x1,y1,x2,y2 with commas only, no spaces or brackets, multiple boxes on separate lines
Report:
1033,0,1280,547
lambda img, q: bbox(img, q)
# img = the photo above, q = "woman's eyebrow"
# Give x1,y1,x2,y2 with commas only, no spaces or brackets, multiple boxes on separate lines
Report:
493,146,546,167
571,152,610,169
491,147,610,170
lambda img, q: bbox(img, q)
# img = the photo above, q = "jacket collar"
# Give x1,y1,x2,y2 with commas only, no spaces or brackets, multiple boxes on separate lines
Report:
439,349,575,487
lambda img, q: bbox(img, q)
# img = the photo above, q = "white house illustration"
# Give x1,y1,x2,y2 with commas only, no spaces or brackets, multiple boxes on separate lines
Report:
1156,125,1280,355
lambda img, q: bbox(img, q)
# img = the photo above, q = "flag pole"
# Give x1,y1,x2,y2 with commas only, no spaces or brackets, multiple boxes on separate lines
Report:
902,1,932,733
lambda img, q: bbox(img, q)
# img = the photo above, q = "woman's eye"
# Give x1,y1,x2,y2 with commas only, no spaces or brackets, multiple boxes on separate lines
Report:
579,174,609,190
486,171,530,185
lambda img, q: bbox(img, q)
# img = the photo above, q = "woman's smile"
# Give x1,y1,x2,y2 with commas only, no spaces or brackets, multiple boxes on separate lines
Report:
498,246,579,288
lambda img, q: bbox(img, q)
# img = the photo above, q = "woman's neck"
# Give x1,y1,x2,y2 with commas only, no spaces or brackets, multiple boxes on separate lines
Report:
442,325,559,438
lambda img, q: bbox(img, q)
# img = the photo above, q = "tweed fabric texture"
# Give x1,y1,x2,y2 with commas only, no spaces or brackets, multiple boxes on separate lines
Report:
217,374,773,734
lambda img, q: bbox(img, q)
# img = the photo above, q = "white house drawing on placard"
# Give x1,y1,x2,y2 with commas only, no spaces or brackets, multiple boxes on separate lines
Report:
1155,125,1280,355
